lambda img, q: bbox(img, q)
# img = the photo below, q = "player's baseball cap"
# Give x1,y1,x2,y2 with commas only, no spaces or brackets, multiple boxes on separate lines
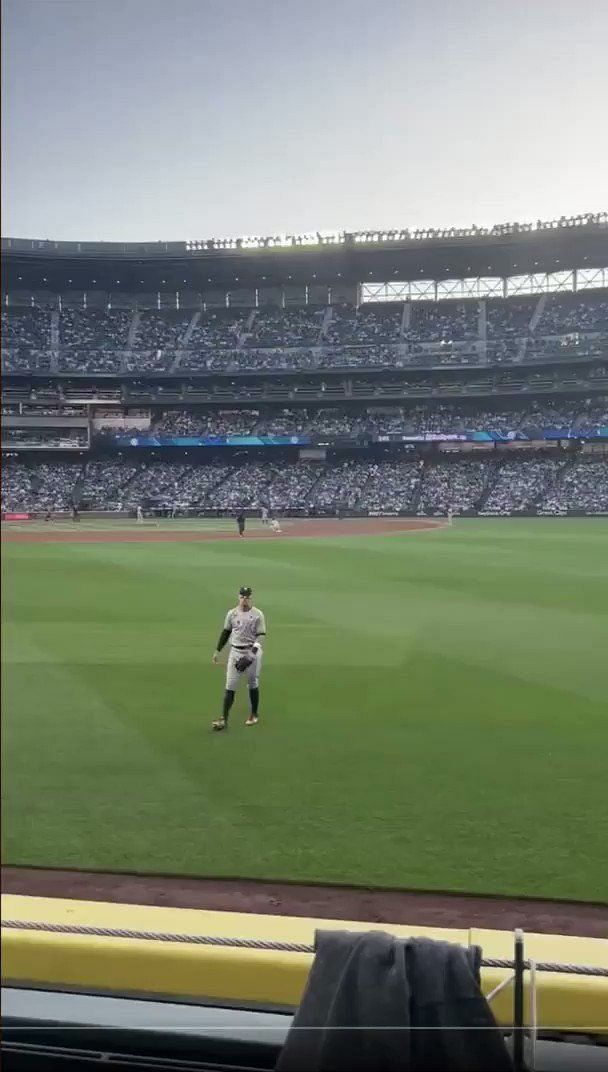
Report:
239,586,252,597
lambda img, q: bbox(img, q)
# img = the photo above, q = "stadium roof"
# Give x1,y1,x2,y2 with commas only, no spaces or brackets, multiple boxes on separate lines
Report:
2,214,607,294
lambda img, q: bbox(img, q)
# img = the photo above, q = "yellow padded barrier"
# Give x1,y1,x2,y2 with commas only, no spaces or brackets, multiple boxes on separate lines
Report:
2,895,607,1032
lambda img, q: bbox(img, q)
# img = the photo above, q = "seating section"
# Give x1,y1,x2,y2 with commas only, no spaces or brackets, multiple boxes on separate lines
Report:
142,401,608,439
3,456,607,515
3,290,606,373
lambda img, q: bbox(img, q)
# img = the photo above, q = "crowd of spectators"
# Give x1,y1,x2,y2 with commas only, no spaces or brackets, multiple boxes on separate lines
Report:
203,462,278,510
77,459,139,509
535,296,608,336
59,308,131,349
2,309,51,348
309,460,375,509
2,455,607,515
406,302,478,343
486,299,536,338
482,459,562,513
2,348,53,371
124,351,175,373
187,312,247,349
152,409,257,436
355,460,423,512
417,459,493,514
142,400,608,439
2,428,88,449
3,290,607,375
57,350,123,373
134,312,191,350
325,305,403,345
246,308,324,347
539,460,608,513
2,460,82,511
4,291,607,353
168,464,233,506
5,335,605,375
121,463,192,506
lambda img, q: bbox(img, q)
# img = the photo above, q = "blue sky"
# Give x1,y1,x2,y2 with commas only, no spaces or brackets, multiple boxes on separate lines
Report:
2,0,607,241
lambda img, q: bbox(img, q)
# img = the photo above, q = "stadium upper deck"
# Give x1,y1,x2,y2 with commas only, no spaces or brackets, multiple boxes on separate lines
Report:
2,213,607,299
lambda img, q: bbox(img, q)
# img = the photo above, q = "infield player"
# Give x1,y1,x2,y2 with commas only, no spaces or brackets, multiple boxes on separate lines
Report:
211,585,266,731
136,505,144,524
270,518,282,534
236,511,246,537
260,505,269,525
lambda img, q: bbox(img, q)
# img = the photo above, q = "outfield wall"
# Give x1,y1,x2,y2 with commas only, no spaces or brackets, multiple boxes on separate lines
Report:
2,895,607,1034
3,508,608,522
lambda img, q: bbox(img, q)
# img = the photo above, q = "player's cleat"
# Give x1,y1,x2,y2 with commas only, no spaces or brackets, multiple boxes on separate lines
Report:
212,718,227,732
245,716,259,726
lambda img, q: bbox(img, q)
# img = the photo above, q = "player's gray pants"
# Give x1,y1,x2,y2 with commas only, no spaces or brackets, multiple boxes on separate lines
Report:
226,647,263,691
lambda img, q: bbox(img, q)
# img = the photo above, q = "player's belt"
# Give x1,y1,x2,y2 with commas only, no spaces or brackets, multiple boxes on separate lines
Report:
232,645,254,651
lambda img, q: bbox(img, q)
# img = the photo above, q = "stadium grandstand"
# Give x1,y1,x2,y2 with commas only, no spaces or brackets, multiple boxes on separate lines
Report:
2,215,607,520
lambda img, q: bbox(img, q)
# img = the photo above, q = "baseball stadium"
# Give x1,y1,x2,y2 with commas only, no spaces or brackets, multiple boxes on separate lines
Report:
2,216,608,1067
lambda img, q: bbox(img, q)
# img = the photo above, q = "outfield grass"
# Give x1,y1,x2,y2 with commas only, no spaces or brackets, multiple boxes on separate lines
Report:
2,519,608,901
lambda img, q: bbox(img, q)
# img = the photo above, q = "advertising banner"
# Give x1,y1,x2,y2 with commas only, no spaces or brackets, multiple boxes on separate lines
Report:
109,427,608,448
114,434,312,447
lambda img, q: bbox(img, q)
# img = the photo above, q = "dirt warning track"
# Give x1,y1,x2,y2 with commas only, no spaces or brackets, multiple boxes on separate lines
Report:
3,866,606,937
2,518,445,543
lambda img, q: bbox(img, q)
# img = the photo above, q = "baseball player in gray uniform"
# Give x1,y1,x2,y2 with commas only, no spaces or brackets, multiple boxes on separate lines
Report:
211,585,266,731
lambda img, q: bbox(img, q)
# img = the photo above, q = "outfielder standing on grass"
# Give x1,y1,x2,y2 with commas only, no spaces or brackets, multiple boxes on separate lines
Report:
212,586,266,731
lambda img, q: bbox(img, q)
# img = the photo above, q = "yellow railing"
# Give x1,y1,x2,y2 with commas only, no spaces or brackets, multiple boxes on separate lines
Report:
2,894,607,1033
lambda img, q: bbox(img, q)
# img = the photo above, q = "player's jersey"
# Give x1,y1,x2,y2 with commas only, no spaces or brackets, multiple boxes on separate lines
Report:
224,606,266,649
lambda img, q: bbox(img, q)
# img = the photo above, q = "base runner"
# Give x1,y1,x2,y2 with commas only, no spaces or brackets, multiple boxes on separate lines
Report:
270,518,282,534
212,585,266,731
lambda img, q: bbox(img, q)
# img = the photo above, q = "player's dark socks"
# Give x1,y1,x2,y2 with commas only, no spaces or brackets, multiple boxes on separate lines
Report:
223,689,235,720
249,687,259,717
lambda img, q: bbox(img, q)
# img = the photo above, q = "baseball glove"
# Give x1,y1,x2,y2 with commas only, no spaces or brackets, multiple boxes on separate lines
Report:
235,654,254,672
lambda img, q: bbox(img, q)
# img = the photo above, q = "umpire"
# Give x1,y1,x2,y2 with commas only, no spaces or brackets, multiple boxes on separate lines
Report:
236,511,246,538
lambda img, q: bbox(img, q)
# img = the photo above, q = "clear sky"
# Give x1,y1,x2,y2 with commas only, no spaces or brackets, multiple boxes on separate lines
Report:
2,0,607,242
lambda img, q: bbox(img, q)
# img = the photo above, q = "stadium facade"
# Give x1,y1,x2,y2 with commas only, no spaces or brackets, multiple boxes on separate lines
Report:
2,214,608,519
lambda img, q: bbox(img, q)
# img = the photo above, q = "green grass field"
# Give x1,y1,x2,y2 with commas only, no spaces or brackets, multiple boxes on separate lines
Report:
2,518,608,901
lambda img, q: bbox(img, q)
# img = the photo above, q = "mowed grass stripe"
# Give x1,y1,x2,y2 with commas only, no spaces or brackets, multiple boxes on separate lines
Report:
2,520,608,899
